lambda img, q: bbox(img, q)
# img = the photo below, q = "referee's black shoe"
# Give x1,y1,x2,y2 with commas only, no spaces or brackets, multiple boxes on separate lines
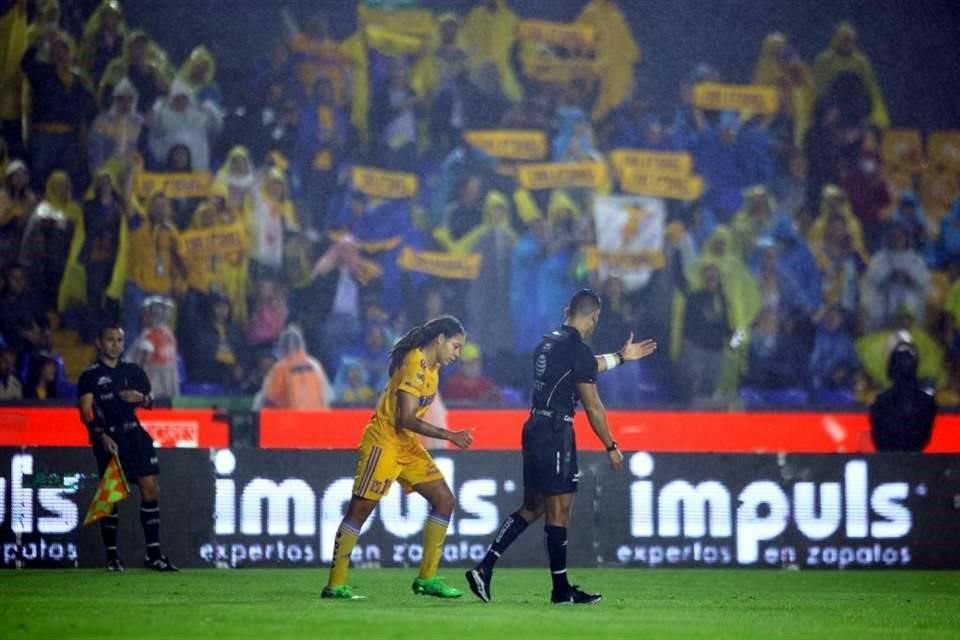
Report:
465,566,492,603
551,585,602,605
106,558,124,572
143,554,179,572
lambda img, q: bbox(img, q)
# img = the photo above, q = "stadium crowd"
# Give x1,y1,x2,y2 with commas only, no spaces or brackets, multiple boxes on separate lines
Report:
1,0,959,411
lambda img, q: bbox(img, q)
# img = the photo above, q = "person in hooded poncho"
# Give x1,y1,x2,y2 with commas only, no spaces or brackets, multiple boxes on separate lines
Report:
148,77,223,172
861,222,931,332
812,22,889,128
856,320,947,402
250,167,298,275
931,191,960,269
808,184,868,262
99,29,171,113
459,191,517,367
576,0,640,123
87,76,142,170
670,225,762,404
78,0,126,86
214,145,257,227
459,0,522,103
259,324,330,409
20,170,79,310
177,45,223,108
58,162,128,341
752,32,814,147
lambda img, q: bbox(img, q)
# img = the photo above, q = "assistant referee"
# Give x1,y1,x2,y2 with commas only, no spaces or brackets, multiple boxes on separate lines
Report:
78,323,178,572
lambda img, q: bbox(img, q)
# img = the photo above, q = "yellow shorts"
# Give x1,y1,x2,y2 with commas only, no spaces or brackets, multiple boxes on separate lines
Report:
352,427,444,500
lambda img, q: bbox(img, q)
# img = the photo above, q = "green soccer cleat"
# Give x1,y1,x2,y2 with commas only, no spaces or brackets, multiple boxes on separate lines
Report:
411,576,463,598
321,584,367,600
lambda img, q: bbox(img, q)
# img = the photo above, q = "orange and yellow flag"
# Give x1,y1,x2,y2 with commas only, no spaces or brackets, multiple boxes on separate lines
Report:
83,456,131,526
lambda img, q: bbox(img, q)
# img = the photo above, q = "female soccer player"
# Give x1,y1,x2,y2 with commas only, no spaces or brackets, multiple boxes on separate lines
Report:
323,315,474,600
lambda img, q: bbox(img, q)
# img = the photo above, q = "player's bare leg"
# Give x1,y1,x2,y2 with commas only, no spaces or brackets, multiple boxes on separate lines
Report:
138,475,177,571
323,495,377,600
411,479,462,598
467,491,546,602
545,493,600,605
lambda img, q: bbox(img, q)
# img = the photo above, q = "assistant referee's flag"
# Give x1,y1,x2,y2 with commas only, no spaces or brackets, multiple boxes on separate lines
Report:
83,455,131,525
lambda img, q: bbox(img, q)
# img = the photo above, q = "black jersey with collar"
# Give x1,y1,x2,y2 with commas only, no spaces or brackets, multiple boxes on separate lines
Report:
77,359,151,428
529,325,598,418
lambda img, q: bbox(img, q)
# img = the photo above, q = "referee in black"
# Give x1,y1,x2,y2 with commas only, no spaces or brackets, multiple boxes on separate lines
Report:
78,323,178,571
466,289,656,604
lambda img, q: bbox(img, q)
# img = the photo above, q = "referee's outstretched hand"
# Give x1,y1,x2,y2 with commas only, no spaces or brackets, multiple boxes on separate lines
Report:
619,333,657,362
448,429,474,450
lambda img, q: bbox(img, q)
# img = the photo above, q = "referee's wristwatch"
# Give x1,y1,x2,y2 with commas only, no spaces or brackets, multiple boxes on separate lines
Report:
606,441,619,452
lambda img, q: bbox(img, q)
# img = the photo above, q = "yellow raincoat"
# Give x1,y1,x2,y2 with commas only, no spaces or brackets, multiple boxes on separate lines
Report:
576,0,640,122
0,0,28,123
670,225,762,401
729,185,777,260
752,32,814,146
812,22,889,128
433,189,516,254
177,45,216,96
98,29,172,106
808,184,868,261
855,328,947,390
57,162,129,312
78,0,126,80
460,0,522,102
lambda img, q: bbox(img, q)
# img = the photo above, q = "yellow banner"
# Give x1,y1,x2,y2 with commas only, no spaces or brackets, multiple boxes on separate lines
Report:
693,82,779,115
135,172,212,199
180,224,246,260
516,19,595,50
620,171,704,201
351,166,418,199
520,52,595,85
610,150,693,178
397,247,482,280
583,246,666,271
928,130,960,169
465,130,548,160
357,6,437,38
517,161,608,190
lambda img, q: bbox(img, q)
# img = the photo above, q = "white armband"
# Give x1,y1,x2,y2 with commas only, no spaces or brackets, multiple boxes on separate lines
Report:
601,353,619,371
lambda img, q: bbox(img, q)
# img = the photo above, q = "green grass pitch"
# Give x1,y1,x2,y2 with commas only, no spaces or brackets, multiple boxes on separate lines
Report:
2,568,959,639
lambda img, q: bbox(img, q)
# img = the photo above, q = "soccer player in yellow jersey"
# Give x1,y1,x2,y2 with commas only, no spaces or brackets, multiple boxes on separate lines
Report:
322,315,474,600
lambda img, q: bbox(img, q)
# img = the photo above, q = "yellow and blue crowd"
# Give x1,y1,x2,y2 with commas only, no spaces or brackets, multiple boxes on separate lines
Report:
1,0,959,411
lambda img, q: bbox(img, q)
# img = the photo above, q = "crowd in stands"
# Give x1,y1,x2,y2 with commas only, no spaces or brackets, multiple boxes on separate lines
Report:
1,0,959,411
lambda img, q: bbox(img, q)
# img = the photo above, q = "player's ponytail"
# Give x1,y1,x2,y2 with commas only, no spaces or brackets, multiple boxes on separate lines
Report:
389,315,465,375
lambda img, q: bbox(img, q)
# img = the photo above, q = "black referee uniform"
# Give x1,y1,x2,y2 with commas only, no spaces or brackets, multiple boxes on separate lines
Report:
78,359,158,482
78,357,176,570
522,325,597,496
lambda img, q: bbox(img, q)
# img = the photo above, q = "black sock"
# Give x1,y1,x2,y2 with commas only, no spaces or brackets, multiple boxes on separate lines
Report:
479,512,529,571
545,525,570,591
140,500,160,560
100,511,119,562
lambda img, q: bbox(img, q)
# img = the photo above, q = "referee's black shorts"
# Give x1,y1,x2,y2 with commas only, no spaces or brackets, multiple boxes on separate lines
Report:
92,426,159,484
521,414,579,496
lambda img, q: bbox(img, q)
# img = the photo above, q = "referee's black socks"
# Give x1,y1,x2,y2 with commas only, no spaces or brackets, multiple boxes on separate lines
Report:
100,511,119,562
140,501,161,560
545,525,571,592
478,512,530,571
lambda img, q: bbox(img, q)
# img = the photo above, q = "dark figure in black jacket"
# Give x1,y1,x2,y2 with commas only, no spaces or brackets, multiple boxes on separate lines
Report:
869,341,937,452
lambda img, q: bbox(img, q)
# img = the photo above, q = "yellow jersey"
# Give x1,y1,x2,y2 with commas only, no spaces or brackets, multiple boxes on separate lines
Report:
367,348,438,446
